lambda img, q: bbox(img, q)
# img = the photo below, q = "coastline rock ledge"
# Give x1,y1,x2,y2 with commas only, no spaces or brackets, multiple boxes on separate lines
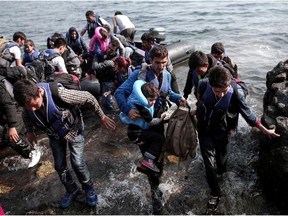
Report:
259,59,288,213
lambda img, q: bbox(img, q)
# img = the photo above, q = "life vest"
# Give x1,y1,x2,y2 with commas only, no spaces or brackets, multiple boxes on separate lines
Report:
26,82,78,139
23,49,39,66
40,49,60,60
119,80,153,129
138,66,169,116
87,13,103,39
0,42,19,66
94,27,109,53
66,31,81,47
66,30,82,55
196,79,234,131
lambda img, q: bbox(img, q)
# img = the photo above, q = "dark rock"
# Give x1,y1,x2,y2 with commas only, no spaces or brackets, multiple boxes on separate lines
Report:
259,59,288,213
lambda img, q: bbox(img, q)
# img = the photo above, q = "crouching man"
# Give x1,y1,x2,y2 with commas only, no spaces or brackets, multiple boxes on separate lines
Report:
13,79,116,208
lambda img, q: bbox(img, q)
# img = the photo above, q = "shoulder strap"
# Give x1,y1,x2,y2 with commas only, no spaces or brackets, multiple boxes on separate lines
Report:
137,63,148,80
48,82,70,108
197,78,209,99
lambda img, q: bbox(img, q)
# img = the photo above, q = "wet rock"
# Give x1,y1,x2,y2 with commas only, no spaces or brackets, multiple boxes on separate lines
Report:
36,160,55,180
259,59,288,213
0,183,14,195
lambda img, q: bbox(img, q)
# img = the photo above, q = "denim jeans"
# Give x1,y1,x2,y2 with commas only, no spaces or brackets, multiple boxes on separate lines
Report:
49,129,93,193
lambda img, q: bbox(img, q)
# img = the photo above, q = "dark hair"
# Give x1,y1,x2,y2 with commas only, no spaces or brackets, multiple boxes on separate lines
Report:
115,11,122,16
141,82,160,99
85,10,94,17
208,65,232,88
211,42,225,54
110,38,120,48
103,24,111,34
13,80,39,107
149,45,168,60
54,37,67,48
99,28,109,40
188,50,208,70
141,32,155,42
25,39,35,48
51,32,65,42
13,31,27,42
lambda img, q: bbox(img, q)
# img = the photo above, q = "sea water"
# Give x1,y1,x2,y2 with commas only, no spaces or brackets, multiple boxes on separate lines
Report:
0,1,287,214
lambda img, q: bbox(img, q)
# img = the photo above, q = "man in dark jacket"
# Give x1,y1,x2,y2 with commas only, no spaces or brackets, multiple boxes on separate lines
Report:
196,66,280,213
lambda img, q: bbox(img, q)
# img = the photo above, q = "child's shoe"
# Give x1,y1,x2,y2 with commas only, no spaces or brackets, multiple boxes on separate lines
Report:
140,158,160,172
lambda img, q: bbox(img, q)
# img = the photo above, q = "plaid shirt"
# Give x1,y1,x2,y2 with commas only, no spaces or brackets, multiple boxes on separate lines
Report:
23,86,105,143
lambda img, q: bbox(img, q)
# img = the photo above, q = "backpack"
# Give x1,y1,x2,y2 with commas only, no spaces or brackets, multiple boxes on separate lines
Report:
0,66,27,84
0,37,11,53
232,77,249,98
37,50,61,77
164,105,198,161
45,72,80,90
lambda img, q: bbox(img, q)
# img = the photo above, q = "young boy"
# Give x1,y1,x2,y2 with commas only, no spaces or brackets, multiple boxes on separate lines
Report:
196,65,280,213
23,39,39,66
119,80,166,172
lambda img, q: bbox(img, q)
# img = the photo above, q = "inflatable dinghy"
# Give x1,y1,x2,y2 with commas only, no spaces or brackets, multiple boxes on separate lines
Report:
134,27,195,65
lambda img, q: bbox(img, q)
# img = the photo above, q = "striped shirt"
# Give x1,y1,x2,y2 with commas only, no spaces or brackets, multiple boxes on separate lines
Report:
23,86,105,143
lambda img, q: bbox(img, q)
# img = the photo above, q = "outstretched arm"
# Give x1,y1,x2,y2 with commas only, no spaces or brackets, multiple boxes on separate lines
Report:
256,123,280,139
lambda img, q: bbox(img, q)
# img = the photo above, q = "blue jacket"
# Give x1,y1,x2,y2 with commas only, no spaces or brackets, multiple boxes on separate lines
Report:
115,67,182,116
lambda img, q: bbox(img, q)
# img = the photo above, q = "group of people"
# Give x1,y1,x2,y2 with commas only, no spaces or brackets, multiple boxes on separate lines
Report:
0,9,280,214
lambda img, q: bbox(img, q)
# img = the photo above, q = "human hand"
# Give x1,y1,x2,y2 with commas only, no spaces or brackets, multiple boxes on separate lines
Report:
179,97,187,107
263,128,280,139
161,112,167,120
258,124,280,139
128,109,141,120
100,115,116,130
103,91,111,97
8,127,19,143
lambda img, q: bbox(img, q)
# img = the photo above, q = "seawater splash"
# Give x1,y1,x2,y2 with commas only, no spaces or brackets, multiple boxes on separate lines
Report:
1,137,48,171
97,171,151,214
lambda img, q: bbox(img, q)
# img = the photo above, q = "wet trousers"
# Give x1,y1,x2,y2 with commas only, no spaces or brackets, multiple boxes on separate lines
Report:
128,123,165,188
127,123,165,160
198,129,230,197
0,107,33,158
49,130,93,193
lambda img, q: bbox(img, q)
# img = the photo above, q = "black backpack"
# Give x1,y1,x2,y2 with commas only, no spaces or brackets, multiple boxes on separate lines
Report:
37,50,60,77
232,77,249,98
45,72,80,90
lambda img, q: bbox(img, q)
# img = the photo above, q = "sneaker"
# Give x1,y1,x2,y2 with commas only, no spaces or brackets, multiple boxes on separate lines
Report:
140,159,160,173
206,195,221,213
136,162,152,175
85,188,98,207
28,149,41,168
60,188,80,208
